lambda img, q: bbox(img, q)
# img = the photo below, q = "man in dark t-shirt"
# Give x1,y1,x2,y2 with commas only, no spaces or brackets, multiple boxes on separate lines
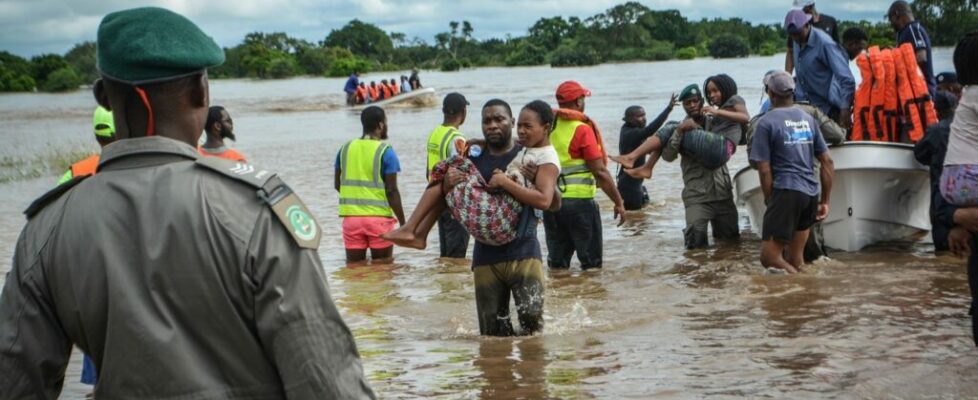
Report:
445,99,545,336
617,101,675,210
889,0,936,97
785,0,839,73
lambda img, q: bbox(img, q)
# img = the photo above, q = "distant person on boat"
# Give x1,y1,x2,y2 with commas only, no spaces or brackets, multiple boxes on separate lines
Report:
841,27,869,61
58,106,116,184
613,75,748,181
383,100,560,257
400,75,412,93
0,7,374,398
785,8,856,129
546,81,625,270
199,106,246,162
344,70,360,106
416,92,472,257
379,79,392,100
356,82,369,104
615,97,676,210
750,71,835,274
785,0,839,74
369,81,381,101
914,91,960,251
889,1,936,97
388,78,400,96
937,72,963,101
335,106,406,264
409,68,422,90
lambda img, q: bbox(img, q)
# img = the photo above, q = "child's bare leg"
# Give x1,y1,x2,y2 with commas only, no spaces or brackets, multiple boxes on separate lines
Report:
611,136,663,168
623,150,661,180
382,184,445,248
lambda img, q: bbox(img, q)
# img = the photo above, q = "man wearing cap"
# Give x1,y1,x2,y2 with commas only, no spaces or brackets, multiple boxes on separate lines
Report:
200,105,247,162
785,0,840,73
785,8,856,129
547,80,626,270
426,92,470,258
750,71,835,274
660,84,741,249
915,91,963,251
937,72,962,100
888,0,936,97
0,7,374,399
57,106,116,184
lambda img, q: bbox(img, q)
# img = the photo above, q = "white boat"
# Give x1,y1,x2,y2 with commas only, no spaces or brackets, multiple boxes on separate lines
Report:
734,142,931,252
350,87,437,110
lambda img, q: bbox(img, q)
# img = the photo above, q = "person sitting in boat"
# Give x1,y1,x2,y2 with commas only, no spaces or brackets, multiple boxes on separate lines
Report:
378,79,392,100
356,82,369,104
368,81,380,102
611,75,748,180
915,91,960,252
389,77,400,96
750,71,835,274
400,75,412,94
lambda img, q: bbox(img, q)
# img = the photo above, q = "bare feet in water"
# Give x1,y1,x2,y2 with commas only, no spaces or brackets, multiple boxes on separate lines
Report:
381,228,427,249
610,154,637,169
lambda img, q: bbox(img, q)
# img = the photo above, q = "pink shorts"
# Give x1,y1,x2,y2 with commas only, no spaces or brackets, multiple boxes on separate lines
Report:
342,216,397,250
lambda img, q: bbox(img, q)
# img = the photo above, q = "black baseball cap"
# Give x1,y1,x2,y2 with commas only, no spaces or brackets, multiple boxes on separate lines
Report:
443,92,469,115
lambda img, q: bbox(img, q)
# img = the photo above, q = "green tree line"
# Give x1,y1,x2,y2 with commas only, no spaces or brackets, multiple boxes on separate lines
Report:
2,1,975,92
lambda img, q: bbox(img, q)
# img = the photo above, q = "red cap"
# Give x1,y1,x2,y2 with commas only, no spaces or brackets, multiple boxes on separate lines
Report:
555,80,591,104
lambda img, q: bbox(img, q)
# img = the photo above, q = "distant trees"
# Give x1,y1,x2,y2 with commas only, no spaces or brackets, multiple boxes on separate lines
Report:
3,0,974,91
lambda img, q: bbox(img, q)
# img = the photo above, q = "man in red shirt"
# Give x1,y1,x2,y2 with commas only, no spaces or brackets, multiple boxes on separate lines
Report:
545,81,626,270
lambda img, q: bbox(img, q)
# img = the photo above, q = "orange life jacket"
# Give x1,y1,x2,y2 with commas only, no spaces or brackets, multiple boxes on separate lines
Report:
380,84,392,99
369,85,379,101
853,50,874,141
896,43,937,142
879,49,900,141
198,147,247,162
70,154,100,177
356,86,367,103
868,46,888,141
389,83,399,96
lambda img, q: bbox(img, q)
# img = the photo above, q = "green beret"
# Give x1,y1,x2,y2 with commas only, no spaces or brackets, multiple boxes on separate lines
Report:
97,7,225,84
678,84,701,101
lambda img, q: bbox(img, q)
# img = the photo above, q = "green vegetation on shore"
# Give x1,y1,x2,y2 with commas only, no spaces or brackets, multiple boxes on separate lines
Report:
1,0,974,92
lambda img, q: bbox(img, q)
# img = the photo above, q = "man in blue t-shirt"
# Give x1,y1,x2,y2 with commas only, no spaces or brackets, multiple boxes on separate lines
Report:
888,1,936,96
343,71,360,106
749,71,835,274
443,99,547,336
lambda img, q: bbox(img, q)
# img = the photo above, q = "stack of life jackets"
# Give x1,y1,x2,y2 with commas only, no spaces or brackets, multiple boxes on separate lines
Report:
852,43,938,143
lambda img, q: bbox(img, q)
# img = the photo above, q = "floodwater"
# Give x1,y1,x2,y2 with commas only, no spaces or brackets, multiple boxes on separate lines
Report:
2,49,976,399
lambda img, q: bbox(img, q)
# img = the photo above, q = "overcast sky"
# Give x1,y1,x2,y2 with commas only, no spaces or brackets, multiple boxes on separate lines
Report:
1,0,895,58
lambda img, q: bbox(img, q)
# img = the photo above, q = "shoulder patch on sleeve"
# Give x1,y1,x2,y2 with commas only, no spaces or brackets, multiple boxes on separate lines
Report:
24,175,88,219
195,157,321,249
194,156,276,190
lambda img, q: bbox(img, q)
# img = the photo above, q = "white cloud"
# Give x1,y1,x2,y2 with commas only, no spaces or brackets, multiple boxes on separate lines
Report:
0,0,895,57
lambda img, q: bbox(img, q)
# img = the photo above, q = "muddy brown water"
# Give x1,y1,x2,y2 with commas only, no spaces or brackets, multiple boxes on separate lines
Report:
2,51,976,399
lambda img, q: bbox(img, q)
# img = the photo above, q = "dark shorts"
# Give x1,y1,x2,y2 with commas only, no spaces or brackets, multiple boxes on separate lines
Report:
762,189,818,244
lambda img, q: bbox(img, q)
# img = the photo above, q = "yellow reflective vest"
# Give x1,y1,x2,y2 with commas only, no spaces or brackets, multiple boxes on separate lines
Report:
426,124,464,179
338,138,393,217
551,118,596,199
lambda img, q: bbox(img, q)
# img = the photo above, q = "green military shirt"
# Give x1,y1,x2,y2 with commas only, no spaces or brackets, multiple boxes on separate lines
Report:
660,120,735,206
0,136,374,399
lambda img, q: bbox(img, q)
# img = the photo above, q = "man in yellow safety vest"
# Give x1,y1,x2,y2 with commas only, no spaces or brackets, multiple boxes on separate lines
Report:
335,105,406,264
426,92,470,258
545,81,626,270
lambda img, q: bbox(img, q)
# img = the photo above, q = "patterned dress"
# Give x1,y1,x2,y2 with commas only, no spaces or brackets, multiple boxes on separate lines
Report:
429,156,523,245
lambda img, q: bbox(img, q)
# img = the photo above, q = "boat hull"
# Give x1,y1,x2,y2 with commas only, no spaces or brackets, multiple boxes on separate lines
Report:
734,142,931,252
350,87,437,110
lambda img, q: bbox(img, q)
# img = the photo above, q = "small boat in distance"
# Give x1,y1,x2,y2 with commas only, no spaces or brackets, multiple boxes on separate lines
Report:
351,87,438,111
734,142,931,252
